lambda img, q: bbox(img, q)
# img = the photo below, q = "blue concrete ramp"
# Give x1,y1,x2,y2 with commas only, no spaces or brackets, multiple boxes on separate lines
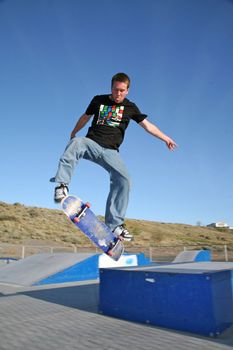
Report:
37,252,150,285
0,252,151,286
173,250,211,263
36,254,100,285
0,253,95,286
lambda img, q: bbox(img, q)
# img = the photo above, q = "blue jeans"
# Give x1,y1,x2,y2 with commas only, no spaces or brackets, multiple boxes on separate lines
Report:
51,137,131,231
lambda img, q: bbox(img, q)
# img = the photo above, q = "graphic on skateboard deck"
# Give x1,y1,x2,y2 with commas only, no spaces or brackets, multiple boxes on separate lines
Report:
61,195,124,261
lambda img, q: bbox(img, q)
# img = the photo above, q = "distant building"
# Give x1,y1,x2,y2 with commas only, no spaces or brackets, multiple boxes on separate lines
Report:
207,222,229,228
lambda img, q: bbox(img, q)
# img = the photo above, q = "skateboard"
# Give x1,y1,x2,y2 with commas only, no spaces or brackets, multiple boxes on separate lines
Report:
61,195,124,261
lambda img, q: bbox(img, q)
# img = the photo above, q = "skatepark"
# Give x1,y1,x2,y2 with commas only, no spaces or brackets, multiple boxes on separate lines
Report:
0,251,233,350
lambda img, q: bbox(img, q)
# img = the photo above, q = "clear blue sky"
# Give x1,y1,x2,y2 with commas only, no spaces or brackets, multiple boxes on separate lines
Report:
1,0,233,227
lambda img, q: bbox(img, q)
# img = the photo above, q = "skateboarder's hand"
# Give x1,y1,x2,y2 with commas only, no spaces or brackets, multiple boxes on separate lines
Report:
165,137,177,151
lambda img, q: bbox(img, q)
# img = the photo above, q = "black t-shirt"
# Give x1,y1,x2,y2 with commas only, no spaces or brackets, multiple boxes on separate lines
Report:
85,94,147,150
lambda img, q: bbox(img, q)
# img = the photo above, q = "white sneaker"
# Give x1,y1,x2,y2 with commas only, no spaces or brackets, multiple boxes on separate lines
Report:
113,225,133,242
54,184,69,203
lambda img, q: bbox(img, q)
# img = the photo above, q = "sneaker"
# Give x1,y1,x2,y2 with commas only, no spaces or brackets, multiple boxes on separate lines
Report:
54,184,69,203
113,224,133,242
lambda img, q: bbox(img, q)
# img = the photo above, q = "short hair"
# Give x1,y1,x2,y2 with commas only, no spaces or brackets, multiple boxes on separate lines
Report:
111,72,130,89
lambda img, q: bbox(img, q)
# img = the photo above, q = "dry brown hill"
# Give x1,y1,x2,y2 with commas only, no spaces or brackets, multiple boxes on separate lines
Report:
1,201,233,252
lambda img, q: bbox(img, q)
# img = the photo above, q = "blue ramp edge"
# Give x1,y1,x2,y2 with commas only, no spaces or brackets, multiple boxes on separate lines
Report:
194,250,212,262
195,250,211,261
34,253,151,286
34,254,100,285
136,253,151,265
173,250,211,263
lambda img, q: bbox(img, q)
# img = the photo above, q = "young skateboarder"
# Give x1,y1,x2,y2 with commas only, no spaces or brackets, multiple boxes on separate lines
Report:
50,73,177,241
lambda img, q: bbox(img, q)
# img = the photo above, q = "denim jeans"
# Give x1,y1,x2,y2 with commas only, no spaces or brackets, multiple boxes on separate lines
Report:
51,137,131,231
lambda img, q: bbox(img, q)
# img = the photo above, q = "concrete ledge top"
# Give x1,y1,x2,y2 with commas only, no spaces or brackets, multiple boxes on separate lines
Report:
105,262,233,274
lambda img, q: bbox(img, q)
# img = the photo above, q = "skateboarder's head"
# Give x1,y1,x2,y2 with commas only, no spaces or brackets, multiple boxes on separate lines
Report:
111,73,130,103
111,73,130,89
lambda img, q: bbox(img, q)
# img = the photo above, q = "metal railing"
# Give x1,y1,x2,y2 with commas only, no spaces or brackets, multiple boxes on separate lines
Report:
0,243,232,262
147,244,233,263
0,244,98,259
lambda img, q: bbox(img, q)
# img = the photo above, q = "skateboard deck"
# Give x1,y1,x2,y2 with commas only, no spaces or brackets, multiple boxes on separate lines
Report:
61,195,124,261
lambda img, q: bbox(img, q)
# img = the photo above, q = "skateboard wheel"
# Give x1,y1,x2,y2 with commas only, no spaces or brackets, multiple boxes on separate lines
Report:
86,202,91,208
107,250,113,257
73,217,80,223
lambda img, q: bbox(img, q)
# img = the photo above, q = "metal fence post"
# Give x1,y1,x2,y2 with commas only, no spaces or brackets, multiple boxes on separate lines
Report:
149,247,153,262
21,245,25,259
224,245,228,262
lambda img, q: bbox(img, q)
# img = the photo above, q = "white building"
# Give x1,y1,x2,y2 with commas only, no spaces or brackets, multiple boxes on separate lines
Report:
207,222,229,228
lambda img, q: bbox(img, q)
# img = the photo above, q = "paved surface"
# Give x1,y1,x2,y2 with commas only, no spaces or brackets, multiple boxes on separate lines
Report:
0,280,233,350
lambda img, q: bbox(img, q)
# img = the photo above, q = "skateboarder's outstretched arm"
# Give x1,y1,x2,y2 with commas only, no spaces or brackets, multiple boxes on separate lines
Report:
139,119,177,151
70,114,92,139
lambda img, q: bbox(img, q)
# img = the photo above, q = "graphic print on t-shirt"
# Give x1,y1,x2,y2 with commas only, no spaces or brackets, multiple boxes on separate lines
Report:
97,105,124,128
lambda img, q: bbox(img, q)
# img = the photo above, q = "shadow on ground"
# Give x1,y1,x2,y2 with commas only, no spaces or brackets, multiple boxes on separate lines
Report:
17,282,99,313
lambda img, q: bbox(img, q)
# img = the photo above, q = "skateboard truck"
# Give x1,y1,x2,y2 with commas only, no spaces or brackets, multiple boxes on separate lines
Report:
72,202,91,223
107,238,122,258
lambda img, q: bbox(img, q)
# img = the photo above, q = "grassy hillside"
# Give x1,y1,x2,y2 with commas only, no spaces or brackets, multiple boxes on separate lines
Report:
1,201,233,250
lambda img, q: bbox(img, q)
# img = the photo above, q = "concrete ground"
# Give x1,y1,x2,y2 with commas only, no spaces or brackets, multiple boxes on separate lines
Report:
0,280,233,350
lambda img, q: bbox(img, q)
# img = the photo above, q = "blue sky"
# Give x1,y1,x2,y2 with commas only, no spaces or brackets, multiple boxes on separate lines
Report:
1,0,233,227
